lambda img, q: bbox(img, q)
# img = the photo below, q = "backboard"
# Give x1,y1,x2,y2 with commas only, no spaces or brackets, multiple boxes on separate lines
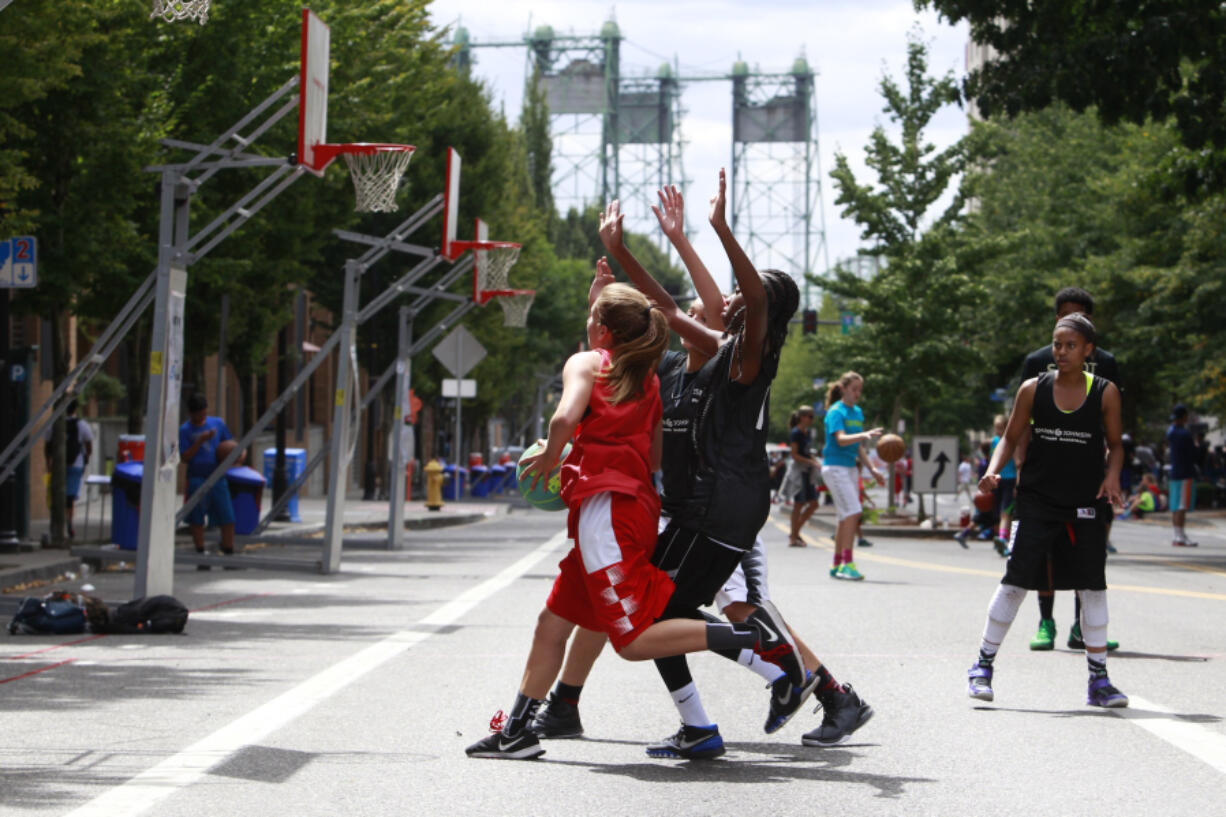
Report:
441,147,462,259
298,8,331,175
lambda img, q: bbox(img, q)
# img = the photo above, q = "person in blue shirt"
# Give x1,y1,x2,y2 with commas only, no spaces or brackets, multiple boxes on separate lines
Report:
1166,404,1199,547
179,393,237,563
820,372,884,581
989,414,1016,556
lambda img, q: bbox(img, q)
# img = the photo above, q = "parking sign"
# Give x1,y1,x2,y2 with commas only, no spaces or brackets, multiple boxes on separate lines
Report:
0,236,38,288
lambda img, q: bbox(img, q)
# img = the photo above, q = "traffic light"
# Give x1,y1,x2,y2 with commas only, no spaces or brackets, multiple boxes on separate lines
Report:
802,308,817,335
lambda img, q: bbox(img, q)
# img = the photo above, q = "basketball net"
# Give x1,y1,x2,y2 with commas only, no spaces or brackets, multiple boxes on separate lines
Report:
475,245,522,294
343,149,414,213
150,0,209,24
497,293,534,328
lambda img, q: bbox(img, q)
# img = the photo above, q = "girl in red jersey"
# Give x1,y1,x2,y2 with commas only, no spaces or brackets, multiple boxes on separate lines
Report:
467,279,798,760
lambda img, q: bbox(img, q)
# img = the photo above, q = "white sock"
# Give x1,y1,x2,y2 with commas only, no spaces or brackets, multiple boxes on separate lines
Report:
670,682,712,727
736,647,787,683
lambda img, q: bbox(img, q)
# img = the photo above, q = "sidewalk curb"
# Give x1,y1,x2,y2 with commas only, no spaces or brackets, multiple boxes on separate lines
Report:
0,556,81,594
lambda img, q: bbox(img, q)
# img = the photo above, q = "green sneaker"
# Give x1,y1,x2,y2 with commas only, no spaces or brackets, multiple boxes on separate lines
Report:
1029,618,1056,651
1067,622,1119,651
838,562,865,581
830,566,840,578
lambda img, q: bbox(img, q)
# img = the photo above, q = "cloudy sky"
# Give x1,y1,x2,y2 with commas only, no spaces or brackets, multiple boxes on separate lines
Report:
426,0,970,294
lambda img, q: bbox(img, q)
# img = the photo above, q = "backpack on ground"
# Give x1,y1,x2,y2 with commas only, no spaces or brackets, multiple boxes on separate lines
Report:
7,594,87,635
95,595,190,634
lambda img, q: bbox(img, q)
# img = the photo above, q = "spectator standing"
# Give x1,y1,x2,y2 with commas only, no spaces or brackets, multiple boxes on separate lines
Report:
179,393,239,564
1167,404,1199,547
43,399,93,539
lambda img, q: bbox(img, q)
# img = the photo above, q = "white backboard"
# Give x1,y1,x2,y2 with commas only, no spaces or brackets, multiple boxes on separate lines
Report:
298,8,331,175
441,147,462,258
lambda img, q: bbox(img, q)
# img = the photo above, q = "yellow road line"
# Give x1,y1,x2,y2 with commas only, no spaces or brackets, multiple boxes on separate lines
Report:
773,520,1226,601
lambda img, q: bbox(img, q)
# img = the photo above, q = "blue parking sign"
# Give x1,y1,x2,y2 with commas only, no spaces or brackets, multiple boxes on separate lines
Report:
0,236,38,288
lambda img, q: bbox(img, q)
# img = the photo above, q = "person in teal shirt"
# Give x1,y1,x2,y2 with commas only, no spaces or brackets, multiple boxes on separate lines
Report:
820,372,883,581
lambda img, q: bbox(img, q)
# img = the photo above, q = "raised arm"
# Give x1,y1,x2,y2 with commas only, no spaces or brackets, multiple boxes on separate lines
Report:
708,168,767,383
599,199,721,357
980,379,1036,492
652,185,725,333
588,256,616,308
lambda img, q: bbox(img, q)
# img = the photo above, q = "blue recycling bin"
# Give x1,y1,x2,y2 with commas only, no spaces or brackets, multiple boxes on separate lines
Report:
488,464,509,494
110,461,143,550
262,447,305,522
226,466,266,535
470,465,492,498
442,464,467,500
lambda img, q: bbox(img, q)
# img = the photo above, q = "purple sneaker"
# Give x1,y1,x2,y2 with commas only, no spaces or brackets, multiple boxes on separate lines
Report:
1087,676,1129,708
967,663,994,701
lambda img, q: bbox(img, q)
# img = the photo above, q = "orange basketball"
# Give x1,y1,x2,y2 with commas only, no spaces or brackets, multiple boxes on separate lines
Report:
973,490,995,513
876,433,905,463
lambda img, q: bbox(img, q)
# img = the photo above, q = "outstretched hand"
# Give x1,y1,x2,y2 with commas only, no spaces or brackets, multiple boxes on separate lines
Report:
708,168,728,230
599,200,625,252
589,256,616,306
519,439,555,491
651,185,685,241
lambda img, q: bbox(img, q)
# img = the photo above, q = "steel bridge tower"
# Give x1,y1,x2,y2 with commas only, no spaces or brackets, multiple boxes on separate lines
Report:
730,57,828,307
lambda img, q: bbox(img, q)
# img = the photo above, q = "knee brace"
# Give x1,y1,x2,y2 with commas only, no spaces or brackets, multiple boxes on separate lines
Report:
1077,590,1109,649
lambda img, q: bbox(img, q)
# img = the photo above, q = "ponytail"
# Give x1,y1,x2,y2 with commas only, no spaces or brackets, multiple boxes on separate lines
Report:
825,371,862,409
593,283,669,404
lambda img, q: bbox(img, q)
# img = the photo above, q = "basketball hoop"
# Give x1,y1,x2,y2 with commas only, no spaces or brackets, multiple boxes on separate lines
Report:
150,0,209,24
475,242,522,294
496,292,535,328
311,143,415,212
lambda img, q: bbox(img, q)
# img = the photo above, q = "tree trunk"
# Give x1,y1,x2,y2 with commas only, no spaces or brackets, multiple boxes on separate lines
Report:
125,320,149,435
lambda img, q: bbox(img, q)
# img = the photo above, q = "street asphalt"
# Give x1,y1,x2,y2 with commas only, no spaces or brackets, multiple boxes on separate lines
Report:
1,499,1223,816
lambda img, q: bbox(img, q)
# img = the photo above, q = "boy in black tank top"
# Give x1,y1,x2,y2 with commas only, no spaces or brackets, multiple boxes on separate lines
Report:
966,314,1129,709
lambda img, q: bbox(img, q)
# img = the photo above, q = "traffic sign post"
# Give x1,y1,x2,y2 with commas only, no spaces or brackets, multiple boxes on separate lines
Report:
0,236,37,289
433,326,486,491
913,434,958,524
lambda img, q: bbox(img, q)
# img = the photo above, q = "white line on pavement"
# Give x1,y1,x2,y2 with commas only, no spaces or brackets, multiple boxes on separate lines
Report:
62,529,569,817
1116,695,1226,776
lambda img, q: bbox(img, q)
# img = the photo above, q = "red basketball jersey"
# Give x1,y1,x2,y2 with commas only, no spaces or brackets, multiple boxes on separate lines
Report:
560,348,662,507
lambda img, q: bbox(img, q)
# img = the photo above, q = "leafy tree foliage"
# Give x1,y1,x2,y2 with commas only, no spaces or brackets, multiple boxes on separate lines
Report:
919,0,1226,192
814,35,986,440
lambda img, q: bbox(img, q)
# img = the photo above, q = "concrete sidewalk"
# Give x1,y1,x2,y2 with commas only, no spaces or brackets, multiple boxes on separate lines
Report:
0,492,516,594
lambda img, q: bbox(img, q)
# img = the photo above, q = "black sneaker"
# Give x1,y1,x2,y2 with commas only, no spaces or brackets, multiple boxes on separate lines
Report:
465,724,545,760
529,693,584,739
802,683,874,747
764,670,821,734
747,600,805,687
645,723,725,759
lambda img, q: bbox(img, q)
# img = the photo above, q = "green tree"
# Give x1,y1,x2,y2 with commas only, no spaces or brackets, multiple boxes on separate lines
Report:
816,34,986,445
919,0,1226,193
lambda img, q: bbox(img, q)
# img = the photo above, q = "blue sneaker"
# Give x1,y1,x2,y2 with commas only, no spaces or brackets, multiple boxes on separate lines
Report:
967,663,994,701
646,723,726,759
764,670,821,734
1087,676,1129,708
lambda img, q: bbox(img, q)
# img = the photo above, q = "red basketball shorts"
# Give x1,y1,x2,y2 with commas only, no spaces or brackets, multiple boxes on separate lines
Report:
546,491,674,652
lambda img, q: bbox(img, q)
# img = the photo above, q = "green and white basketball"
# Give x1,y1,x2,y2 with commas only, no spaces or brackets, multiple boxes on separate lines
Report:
516,441,571,511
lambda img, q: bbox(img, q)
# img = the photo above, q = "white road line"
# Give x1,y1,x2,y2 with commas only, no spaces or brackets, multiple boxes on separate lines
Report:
62,529,568,817
1117,695,1226,776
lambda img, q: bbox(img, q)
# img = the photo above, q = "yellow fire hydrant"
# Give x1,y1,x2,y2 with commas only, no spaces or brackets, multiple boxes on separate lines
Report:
424,458,445,511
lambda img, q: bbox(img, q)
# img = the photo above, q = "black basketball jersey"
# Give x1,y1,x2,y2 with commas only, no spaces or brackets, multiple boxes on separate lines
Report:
1018,371,1108,516
664,343,775,549
658,350,696,516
